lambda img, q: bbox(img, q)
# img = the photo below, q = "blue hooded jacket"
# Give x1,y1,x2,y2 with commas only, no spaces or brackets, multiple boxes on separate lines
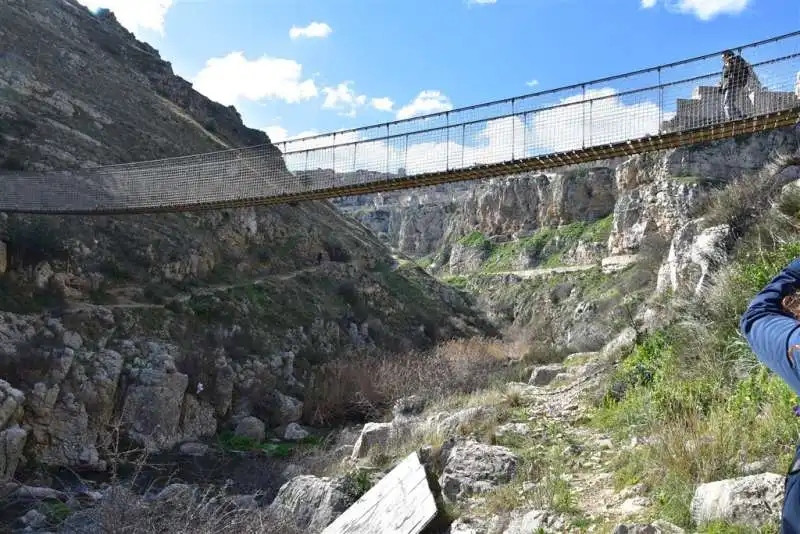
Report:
740,257,800,396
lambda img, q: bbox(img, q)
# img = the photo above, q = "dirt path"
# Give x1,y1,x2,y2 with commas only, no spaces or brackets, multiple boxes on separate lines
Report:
65,264,334,311
481,264,599,279
518,333,650,528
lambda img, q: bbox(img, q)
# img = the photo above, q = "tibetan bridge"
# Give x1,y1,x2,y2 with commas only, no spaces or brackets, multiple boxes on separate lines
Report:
2,31,800,215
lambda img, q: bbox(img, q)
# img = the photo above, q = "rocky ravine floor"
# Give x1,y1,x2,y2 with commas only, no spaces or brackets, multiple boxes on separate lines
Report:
289,327,783,534
3,326,784,533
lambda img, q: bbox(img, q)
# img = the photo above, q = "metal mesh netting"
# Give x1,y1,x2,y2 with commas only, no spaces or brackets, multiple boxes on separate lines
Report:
2,31,800,214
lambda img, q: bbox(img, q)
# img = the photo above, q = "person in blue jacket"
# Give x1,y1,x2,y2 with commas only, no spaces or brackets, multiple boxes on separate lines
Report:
740,257,800,532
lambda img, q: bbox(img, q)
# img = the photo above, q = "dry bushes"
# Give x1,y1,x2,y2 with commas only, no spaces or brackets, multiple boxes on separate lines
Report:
63,485,302,534
302,337,514,426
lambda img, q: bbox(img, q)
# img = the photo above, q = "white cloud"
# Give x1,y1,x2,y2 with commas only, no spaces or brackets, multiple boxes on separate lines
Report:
371,97,395,112
262,126,319,143
193,52,317,106
526,79,539,87
322,82,368,117
529,87,670,152
650,0,750,19
77,0,173,35
289,22,333,39
263,126,288,143
396,90,453,120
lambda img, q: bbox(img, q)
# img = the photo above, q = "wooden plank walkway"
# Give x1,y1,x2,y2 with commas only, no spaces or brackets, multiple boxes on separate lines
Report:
321,452,438,534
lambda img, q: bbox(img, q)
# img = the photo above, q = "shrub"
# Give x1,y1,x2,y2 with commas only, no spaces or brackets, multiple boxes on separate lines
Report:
302,338,512,426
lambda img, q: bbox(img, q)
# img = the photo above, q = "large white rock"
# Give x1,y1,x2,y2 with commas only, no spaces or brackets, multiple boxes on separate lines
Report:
351,422,394,460
690,473,784,528
529,364,566,386
439,441,518,503
503,509,565,533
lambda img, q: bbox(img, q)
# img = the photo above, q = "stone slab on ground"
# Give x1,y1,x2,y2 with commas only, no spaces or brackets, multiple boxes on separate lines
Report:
321,452,437,534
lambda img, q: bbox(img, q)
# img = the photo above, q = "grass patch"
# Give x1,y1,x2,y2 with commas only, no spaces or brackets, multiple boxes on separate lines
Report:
480,216,612,273
215,431,321,458
591,238,800,529
458,231,491,248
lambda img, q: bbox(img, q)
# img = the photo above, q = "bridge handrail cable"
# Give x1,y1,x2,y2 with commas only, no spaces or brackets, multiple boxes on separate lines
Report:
277,29,800,147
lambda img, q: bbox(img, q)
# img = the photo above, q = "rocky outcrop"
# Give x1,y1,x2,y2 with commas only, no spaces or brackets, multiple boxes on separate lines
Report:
268,475,356,533
609,129,800,256
439,440,519,503
656,219,731,296
690,473,784,528
449,242,490,274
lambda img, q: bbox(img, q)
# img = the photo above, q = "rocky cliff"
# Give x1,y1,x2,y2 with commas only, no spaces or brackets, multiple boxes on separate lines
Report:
342,126,800,355
0,0,493,483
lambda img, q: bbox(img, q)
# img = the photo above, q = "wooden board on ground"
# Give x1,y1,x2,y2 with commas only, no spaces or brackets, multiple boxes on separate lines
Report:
321,452,438,534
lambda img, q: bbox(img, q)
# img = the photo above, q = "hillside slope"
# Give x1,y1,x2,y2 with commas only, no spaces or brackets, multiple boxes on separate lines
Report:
0,0,494,480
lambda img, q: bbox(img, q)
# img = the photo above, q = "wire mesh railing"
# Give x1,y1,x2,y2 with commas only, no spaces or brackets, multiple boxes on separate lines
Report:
1,31,799,214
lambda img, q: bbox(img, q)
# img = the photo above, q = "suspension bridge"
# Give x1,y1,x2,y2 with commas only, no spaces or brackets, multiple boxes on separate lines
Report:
2,31,800,215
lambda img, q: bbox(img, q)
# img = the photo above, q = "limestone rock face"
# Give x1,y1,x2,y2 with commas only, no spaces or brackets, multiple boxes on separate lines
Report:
656,219,731,296
609,129,800,255
449,242,490,274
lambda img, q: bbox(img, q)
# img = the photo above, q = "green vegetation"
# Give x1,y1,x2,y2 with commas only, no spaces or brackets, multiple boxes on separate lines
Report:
42,500,73,526
458,231,491,249
216,431,322,458
591,240,800,531
470,215,613,273
442,275,469,290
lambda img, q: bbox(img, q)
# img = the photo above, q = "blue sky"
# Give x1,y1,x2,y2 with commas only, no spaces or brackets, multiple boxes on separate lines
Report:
78,0,799,147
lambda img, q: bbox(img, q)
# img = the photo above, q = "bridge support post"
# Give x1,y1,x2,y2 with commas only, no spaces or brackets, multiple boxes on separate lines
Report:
581,84,586,149
658,67,663,134
511,98,516,161
446,112,450,171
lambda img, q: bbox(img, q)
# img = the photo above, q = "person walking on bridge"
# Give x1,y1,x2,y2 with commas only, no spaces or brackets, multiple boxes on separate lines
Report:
720,50,752,121
741,258,800,532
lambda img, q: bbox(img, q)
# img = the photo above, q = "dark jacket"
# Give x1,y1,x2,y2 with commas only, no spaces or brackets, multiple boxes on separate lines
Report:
722,55,751,90
740,258,800,396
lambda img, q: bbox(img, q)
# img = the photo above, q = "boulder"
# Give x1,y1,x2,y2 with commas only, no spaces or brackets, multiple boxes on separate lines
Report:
351,422,394,460
268,475,355,533
690,473,784,528
284,422,310,441
612,522,685,534
0,425,27,481
178,442,209,457
503,509,566,533
439,441,518,503
448,515,502,534
426,406,492,436
529,364,566,386
234,416,265,442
